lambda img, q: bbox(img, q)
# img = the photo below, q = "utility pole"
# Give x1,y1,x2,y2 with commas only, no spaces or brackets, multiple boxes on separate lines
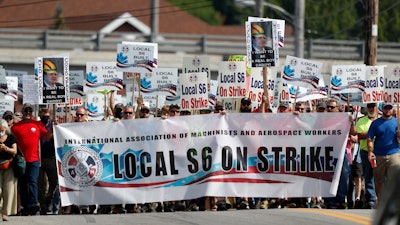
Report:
364,0,378,66
294,0,305,58
151,0,159,42
254,0,264,17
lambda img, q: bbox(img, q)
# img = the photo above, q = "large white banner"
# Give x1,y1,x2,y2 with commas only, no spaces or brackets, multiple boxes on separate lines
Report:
54,113,349,206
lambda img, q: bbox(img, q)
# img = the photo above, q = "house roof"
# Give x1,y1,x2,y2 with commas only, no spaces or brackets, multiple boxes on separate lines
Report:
0,0,245,35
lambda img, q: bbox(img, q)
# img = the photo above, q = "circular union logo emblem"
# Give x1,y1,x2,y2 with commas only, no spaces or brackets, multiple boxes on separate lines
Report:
62,146,102,188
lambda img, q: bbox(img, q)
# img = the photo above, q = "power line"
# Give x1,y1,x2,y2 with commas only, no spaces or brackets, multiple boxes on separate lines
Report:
0,0,214,27
0,0,57,9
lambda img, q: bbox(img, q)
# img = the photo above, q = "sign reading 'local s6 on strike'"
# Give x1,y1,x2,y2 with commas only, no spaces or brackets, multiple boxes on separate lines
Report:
218,61,246,99
179,72,208,110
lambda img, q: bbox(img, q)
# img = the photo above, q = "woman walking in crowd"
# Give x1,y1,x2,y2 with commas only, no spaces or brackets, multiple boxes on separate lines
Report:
0,119,18,221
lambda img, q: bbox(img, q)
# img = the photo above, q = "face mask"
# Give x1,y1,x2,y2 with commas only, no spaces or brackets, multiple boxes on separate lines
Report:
0,131,5,137
115,111,123,119
40,116,50,124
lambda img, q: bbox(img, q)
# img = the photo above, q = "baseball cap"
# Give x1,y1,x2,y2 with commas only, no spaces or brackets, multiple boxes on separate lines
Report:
279,102,290,108
2,111,13,120
140,104,149,110
170,104,180,110
382,103,393,109
214,102,224,110
241,97,252,105
114,103,124,110
366,103,376,108
22,103,33,110
317,102,327,109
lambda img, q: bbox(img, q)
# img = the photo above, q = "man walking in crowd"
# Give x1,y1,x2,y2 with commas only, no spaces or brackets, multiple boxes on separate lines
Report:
316,102,327,112
11,103,54,216
277,102,290,113
240,97,252,113
138,105,151,119
122,105,135,120
38,108,60,215
75,106,88,123
325,99,353,209
367,103,400,201
353,103,378,209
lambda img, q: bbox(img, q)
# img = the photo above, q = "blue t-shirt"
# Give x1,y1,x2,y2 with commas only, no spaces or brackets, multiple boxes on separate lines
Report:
367,117,400,156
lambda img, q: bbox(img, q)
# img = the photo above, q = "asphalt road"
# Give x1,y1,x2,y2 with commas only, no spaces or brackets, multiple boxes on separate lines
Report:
3,209,375,225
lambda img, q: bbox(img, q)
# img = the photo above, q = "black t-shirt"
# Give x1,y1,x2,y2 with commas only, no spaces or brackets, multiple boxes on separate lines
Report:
40,122,55,158
0,134,17,161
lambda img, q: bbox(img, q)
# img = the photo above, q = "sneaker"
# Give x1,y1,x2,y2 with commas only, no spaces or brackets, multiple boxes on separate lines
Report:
239,201,250,210
354,199,363,209
81,208,89,214
337,202,348,209
216,201,227,211
164,205,174,212
311,202,322,209
327,202,347,209
29,205,40,215
363,203,374,209
190,203,199,211
173,202,186,211
259,200,268,209
156,203,164,212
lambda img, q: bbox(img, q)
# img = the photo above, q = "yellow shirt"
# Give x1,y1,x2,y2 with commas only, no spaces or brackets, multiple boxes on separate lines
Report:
356,116,373,151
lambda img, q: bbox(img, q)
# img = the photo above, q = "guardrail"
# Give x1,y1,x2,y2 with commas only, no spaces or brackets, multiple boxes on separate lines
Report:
0,28,399,62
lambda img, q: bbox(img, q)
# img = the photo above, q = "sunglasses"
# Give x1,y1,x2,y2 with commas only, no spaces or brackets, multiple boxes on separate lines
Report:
296,108,305,111
327,106,336,109
169,110,180,113
124,112,133,114
242,103,251,107
24,108,33,113
140,110,149,114
76,113,85,117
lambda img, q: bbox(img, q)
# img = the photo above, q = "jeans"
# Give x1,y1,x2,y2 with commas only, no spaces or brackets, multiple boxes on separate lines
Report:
336,153,351,203
20,161,40,209
360,150,376,205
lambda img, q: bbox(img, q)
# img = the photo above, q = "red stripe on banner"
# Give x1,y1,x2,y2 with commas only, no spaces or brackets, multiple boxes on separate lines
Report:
199,178,290,184
59,185,81,192
94,179,180,188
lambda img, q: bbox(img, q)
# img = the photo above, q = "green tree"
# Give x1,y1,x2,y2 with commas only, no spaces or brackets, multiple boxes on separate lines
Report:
212,0,252,25
168,0,400,42
378,0,400,42
167,0,222,25
305,0,362,40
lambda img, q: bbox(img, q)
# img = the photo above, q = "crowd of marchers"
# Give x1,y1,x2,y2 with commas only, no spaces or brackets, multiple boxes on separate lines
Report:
0,93,398,221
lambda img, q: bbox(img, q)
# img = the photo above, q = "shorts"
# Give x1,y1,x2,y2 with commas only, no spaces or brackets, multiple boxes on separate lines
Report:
351,161,363,178
374,152,400,184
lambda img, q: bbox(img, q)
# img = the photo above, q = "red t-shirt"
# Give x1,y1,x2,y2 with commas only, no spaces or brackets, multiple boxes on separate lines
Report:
11,120,48,162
